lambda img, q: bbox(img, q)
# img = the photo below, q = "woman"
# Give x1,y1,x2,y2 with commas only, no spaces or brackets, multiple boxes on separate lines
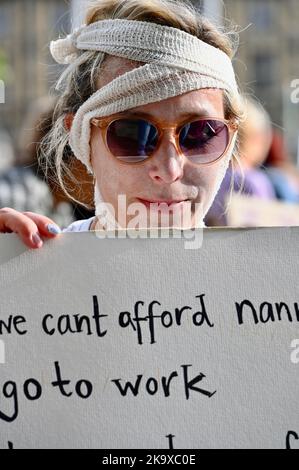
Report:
0,0,243,248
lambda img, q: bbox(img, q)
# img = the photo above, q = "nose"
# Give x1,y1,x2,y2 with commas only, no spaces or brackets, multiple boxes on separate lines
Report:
148,131,185,184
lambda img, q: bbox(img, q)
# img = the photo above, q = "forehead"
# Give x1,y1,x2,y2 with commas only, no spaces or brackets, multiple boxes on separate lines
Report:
129,89,224,120
97,55,224,118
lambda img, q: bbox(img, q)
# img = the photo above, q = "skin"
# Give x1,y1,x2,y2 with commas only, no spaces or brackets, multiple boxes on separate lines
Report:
89,88,227,230
89,56,232,230
0,56,235,247
0,208,60,249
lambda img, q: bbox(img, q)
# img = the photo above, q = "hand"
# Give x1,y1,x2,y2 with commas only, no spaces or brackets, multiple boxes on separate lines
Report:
0,207,62,249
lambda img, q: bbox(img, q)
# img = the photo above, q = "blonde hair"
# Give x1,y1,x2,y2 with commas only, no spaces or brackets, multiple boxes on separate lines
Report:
40,0,245,211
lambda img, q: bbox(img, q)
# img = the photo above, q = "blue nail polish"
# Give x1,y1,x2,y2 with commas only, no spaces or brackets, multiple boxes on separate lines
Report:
47,224,61,235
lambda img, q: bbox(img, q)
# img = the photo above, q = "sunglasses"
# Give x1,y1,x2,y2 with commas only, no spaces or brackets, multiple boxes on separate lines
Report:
91,113,239,166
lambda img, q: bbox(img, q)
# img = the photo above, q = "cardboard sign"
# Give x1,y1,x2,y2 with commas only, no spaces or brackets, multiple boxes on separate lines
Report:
0,228,298,449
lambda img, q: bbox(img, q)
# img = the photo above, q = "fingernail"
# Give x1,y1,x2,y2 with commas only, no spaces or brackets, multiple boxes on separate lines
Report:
32,233,42,247
47,224,61,235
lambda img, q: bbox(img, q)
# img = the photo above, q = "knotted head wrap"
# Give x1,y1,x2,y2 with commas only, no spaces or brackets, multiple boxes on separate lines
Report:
50,18,241,228
50,19,240,172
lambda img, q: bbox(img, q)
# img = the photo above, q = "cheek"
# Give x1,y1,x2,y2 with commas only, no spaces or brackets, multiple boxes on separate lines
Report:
90,127,139,195
196,153,231,196
185,162,226,189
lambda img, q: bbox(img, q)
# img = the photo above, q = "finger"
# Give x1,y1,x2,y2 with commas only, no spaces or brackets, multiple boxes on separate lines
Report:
0,208,44,249
22,212,62,238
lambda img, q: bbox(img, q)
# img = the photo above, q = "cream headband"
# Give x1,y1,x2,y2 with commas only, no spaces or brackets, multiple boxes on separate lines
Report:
50,18,240,174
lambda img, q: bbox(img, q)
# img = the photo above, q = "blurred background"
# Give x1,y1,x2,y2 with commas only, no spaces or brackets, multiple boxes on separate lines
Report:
0,0,299,227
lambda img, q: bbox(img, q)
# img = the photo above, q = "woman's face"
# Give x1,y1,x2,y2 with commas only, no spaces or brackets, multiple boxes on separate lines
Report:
89,58,232,228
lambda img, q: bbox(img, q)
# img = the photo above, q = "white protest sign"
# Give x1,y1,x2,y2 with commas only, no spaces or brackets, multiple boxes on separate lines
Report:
0,227,298,449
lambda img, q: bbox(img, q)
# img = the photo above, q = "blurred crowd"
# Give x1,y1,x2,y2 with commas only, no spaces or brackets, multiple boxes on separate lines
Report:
0,96,94,229
206,96,299,226
0,95,299,228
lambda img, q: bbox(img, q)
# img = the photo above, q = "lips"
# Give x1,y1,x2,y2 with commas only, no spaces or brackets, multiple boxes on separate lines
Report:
137,198,189,209
138,198,187,204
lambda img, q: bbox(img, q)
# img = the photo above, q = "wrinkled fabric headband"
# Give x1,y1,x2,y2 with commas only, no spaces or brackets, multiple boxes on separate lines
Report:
50,18,240,174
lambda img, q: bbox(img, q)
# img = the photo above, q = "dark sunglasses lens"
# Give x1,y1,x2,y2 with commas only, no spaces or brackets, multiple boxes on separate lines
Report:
106,119,158,163
179,119,230,164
